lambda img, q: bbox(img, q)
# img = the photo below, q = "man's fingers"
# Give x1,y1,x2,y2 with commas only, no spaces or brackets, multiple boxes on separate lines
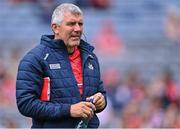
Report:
82,108,93,118
94,93,103,104
70,101,95,118
89,93,105,110
81,102,94,118
84,102,96,111
96,100,105,109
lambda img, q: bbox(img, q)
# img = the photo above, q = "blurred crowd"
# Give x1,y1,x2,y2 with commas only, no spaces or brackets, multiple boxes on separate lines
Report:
1,0,180,128
98,67,180,128
8,0,111,24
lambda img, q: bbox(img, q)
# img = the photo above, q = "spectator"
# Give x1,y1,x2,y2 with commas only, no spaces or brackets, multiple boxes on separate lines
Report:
164,5,180,43
94,20,124,56
90,0,110,9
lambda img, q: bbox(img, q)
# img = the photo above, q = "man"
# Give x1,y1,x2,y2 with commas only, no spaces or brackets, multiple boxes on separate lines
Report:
16,3,107,128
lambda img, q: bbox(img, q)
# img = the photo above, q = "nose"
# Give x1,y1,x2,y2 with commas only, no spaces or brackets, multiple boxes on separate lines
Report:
74,23,82,32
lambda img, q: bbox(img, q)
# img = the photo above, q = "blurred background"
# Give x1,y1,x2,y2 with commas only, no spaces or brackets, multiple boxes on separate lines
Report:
1,0,180,128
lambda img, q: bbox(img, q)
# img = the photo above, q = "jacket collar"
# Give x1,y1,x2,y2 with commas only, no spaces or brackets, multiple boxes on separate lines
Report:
79,39,94,53
40,35,94,52
40,35,66,49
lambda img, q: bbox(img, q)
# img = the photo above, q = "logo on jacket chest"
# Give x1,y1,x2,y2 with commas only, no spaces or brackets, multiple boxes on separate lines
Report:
49,63,61,69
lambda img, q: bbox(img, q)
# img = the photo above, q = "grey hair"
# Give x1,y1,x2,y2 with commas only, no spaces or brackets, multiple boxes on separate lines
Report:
51,3,83,25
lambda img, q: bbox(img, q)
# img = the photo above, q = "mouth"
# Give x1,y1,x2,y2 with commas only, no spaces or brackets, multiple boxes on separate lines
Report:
70,35,80,41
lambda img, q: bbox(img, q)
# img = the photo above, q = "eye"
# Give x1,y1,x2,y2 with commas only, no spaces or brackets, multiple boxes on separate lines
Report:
67,22,76,26
78,22,83,26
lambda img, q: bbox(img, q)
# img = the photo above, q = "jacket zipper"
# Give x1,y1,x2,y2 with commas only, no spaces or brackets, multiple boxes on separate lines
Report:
81,50,94,100
64,50,82,101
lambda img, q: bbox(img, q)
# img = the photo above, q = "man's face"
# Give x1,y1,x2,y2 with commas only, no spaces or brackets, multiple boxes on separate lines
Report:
53,12,83,48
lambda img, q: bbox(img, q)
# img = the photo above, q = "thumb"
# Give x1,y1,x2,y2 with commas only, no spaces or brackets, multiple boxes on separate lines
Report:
86,97,90,102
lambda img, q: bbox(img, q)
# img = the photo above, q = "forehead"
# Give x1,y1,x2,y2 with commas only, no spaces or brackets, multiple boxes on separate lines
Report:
63,12,83,22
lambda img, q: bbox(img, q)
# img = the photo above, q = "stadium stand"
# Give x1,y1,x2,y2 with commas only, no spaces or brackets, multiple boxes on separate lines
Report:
0,0,180,127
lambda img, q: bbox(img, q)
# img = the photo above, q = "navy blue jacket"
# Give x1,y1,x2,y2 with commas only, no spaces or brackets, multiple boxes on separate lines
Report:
16,35,107,128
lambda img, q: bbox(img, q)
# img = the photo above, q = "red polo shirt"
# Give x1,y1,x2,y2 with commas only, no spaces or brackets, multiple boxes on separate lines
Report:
69,47,83,96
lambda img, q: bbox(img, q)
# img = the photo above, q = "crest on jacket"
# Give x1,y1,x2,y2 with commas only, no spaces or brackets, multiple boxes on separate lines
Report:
88,63,94,70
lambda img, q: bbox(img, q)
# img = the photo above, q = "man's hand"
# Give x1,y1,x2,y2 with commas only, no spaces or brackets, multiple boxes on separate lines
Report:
86,92,106,111
70,102,96,119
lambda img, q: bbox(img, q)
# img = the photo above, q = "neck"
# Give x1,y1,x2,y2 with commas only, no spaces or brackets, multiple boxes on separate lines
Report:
54,36,78,54
67,47,76,54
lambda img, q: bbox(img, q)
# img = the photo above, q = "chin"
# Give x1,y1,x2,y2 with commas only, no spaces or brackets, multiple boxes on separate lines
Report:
71,40,80,46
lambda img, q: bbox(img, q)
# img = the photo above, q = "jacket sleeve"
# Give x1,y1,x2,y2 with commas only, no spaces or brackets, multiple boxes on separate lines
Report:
16,52,71,120
95,55,107,113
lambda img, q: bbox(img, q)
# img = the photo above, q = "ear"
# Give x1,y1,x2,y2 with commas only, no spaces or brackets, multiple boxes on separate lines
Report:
51,24,59,35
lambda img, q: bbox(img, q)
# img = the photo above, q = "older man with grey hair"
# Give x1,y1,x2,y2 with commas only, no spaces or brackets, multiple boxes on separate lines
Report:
16,3,107,128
